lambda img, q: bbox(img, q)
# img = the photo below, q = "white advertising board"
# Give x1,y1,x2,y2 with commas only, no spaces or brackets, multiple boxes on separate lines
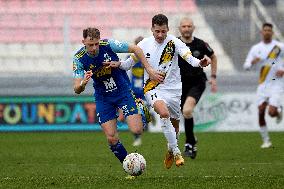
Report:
148,93,284,132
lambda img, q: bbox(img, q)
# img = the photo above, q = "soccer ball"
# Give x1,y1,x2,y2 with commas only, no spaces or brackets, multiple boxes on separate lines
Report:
123,153,146,176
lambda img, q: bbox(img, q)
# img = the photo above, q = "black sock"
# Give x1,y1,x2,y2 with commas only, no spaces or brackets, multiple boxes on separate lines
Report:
184,117,195,145
134,133,140,140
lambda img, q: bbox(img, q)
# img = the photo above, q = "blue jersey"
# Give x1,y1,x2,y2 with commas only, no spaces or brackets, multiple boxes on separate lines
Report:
130,59,145,99
73,39,131,97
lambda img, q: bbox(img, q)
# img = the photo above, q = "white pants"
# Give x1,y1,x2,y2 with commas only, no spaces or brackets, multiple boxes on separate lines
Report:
257,83,283,107
145,88,182,120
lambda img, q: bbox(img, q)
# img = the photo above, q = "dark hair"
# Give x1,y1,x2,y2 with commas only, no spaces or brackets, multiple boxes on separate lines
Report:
152,14,168,27
262,22,273,29
83,27,100,39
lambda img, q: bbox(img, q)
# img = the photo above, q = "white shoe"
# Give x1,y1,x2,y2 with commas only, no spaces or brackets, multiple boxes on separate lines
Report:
276,106,283,124
132,138,142,146
261,141,272,148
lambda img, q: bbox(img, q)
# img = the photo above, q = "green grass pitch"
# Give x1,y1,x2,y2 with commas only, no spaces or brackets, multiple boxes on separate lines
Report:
0,132,283,189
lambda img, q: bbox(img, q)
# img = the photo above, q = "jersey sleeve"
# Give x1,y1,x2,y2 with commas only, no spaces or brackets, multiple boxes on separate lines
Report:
119,54,138,70
108,39,129,53
203,41,214,57
73,57,84,78
243,45,257,70
174,37,200,67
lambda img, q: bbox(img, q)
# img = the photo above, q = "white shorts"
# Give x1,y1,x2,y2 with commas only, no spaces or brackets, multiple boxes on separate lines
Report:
145,89,182,120
257,84,282,107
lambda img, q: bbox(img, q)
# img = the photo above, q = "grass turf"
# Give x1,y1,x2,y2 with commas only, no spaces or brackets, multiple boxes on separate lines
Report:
0,132,283,189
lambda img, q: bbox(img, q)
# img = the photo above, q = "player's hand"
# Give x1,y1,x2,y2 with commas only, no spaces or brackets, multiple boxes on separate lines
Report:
252,57,261,65
82,70,93,86
103,61,121,68
199,55,211,67
146,67,165,83
208,78,217,93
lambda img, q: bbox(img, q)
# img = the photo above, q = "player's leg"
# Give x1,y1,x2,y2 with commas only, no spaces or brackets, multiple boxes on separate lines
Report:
145,90,184,168
153,100,179,154
268,92,283,124
168,94,185,167
181,82,205,158
170,118,184,167
132,98,149,146
256,86,271,148
182,96,197,157
96,98,128,163
101,119,128,163
118,91,144,139
258,102,271,148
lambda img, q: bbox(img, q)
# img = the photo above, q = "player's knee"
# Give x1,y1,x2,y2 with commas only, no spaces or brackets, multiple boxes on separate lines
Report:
159,111,170,119
132,125,143,135
268,109,277,117
183,107,193,119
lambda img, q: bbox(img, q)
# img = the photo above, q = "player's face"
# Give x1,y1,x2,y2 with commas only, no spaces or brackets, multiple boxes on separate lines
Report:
151,24,169,44
83,36,100,55
179,20,195,39
261,26,273,42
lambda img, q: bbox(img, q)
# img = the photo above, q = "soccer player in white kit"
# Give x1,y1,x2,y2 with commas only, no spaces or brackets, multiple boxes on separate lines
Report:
106,14,211,169
244,23,284,148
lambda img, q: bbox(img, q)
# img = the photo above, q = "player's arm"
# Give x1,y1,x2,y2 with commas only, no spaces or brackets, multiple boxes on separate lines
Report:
209,53,217,92
107,39,164,83
243,46,259,70
73,58,93,94
176,38,211,67
127,44,164,83
276,58,284,78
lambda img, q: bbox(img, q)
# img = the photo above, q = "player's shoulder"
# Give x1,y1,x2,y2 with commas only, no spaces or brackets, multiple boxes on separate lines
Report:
273,40,284,48
74,47,87,59
137,37,152,48
250,41,263,51
99,39,110,46
167,34,180,42
193,37,206,44
165,34,183,46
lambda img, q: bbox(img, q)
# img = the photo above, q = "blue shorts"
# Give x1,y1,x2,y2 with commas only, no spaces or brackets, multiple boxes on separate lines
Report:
95,91,139,124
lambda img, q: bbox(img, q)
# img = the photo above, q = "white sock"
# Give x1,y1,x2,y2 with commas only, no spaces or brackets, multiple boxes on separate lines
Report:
259,126,270,143
161,117,179,153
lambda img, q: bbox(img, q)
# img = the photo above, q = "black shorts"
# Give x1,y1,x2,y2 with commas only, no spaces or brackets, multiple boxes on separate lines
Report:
181,79,206,109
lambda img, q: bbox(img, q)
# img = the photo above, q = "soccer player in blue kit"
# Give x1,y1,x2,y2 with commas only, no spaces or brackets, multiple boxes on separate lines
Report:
73,27,163,165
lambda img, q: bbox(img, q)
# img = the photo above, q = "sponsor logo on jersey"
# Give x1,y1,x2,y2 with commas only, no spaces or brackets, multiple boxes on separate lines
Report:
144,40,175,93
259,45,281,84
146,53,151,59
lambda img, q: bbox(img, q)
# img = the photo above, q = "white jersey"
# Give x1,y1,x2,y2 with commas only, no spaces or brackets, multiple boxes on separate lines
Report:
136,34,200,92
243,40,284,89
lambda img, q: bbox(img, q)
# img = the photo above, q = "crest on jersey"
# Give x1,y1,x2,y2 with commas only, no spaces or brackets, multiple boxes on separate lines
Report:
193,50,201,58
104,53,112,62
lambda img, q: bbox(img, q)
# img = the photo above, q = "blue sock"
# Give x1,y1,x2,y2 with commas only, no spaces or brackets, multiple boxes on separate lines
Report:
109,141,128,163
